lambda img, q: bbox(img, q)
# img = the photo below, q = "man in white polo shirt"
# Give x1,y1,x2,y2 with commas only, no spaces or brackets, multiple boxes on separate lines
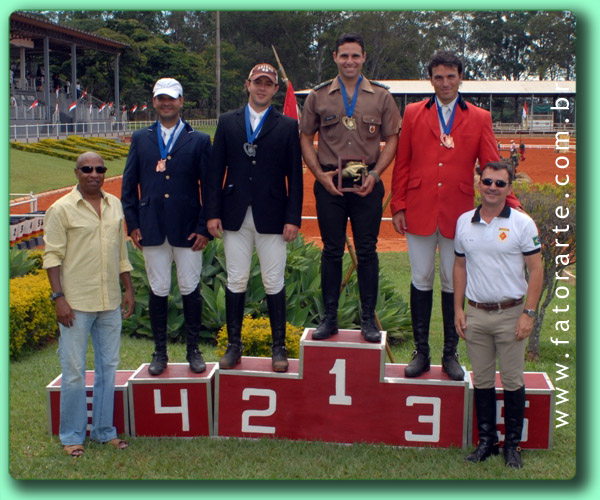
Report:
453,161,542,469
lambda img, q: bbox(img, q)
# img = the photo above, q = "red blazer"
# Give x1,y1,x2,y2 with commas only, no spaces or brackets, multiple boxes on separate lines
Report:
391,95,519,239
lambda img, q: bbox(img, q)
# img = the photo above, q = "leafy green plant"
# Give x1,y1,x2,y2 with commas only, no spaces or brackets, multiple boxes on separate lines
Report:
122,235,411,344
9,247,42,278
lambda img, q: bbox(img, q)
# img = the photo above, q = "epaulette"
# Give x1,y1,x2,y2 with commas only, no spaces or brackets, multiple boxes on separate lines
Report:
370,80,390,90
313,79,333,91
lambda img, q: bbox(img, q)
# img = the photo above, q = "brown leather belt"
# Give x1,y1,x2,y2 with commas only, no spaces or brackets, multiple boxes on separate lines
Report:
467,297,524,311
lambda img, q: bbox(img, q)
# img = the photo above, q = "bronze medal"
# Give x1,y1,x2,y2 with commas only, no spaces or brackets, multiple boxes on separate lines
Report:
441,133,455,149
156,159,167,172
342,116,357,130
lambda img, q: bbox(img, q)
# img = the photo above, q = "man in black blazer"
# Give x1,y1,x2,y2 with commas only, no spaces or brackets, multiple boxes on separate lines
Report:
121,78,211,376
205,63,303,372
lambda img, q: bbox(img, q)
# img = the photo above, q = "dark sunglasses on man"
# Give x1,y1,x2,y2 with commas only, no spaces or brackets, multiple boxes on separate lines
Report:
77,166,108,174
481,178,508,188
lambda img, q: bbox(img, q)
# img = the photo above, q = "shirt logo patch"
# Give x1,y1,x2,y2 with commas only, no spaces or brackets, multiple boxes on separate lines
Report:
499,230,508,241
533,235,540,246
368,125,376,134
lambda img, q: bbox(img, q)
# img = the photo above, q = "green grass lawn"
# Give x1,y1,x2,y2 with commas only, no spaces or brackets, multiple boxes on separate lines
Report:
9,252,576,480
9,129,215,195
9,149,127,194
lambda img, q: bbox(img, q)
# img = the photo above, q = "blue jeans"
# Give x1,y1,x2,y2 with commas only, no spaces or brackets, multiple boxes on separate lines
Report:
58,307,121,445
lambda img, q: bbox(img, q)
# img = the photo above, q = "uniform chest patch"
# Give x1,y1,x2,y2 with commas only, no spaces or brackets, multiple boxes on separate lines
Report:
498,227,509,241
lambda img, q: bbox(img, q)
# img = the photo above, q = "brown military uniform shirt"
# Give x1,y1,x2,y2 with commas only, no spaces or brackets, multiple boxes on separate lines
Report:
300,75,400,167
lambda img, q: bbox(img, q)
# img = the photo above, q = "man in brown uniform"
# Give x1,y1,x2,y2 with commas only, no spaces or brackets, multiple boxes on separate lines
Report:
300,32,400,342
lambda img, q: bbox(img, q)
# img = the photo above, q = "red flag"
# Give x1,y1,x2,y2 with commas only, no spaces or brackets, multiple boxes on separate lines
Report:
27,99,39,111
68,101,77,112
522,102,528,120
283,82,298,121
131,104,138,114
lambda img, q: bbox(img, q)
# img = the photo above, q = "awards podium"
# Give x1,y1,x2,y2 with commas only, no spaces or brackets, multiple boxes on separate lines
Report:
47,329,555,449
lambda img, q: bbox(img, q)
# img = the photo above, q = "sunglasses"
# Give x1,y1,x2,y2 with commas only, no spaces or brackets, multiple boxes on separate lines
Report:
77,166,107,174
481,178,508,188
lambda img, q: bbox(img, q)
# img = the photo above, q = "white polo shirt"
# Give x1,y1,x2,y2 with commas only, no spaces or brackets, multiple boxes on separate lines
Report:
454,204,541,303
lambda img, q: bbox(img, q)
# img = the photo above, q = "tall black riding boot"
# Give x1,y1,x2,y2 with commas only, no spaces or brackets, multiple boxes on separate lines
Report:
405,284,433,377
267,288,288,372
357,259,381,343
465,387,500,462
182,288,206,373
441,291,465,380
219,288,246,369
148,291,169,376
312,257,341,340
503,386,526,468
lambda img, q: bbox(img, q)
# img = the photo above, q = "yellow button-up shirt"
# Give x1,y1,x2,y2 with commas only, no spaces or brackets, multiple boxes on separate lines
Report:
42,186,133,312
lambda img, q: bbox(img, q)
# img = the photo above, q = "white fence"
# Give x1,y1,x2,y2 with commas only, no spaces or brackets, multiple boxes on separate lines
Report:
10,118,218,142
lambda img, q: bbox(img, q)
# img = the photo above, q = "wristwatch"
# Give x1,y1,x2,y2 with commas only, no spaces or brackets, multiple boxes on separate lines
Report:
50,292,65,301
522,308,536,318
368,170,381,182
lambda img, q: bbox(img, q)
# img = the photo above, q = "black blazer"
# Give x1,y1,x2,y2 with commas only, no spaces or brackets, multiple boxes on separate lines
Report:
121,120,212,247
205,106,303,234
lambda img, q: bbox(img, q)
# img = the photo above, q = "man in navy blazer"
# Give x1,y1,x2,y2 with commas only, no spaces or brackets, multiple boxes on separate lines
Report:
205,63,303,372
121,77,211,376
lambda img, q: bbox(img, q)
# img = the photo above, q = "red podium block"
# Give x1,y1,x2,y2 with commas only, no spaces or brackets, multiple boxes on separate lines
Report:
46,370,134,436
128,363,217,437
468,372,555,449
216,329,469,448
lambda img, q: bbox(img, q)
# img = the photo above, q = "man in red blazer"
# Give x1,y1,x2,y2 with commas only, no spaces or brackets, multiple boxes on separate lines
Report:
391,51,520,380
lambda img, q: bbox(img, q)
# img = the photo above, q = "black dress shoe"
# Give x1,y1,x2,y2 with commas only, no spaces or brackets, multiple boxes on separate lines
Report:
405,351,430,377
311,318,338,340
465,441,499,463
148,351,168,376
187,349,206,373
442,352,465,381
504,446,523,468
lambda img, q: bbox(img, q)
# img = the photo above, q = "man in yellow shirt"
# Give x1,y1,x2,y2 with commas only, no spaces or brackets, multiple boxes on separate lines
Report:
43,152,134,457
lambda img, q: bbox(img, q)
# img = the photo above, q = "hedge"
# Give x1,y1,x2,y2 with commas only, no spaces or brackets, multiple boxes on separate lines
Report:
9,272,58,359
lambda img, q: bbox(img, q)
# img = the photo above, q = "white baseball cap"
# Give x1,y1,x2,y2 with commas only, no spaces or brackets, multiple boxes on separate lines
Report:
153,78,183,98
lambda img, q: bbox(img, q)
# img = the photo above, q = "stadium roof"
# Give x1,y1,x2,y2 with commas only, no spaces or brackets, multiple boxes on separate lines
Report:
296,80,576,97
10,11,128,53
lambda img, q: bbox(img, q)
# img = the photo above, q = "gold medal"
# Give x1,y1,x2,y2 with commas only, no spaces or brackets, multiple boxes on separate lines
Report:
342,116,357,130
156,159,167,172
441,133,454,149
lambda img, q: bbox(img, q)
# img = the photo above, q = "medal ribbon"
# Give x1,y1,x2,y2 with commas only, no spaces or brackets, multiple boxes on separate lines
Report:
157,119,181,159
245,105,272,144
436,97,457,136
338,74,363,118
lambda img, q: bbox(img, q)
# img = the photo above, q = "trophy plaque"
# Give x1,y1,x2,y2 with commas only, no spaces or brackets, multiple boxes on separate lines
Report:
337,157,368,192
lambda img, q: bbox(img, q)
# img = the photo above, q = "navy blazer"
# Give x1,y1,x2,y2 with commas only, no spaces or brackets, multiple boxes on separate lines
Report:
121,120,212,247
204,106,303,234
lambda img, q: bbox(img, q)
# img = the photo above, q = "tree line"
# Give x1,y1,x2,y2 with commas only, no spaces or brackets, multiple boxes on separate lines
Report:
33,10,575,118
